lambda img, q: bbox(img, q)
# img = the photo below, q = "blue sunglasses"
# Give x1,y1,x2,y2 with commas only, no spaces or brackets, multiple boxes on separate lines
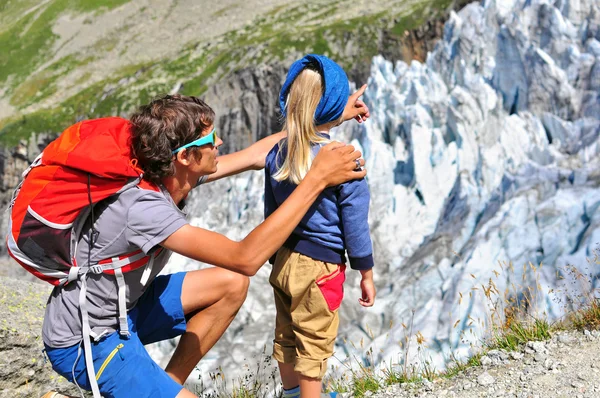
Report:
172,128,217,154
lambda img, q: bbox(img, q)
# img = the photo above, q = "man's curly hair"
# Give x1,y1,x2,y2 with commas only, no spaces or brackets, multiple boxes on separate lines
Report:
129,94,215,185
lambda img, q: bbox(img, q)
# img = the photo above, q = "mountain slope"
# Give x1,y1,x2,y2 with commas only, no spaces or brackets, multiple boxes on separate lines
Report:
0,0,467,145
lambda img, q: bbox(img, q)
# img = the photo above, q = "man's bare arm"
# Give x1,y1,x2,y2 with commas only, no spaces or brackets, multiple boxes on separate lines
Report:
205,131,286,183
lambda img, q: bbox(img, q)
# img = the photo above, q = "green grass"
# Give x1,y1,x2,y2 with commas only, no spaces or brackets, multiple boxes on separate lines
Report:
381,363,422,385
69,0,130,14
0,0,41,30
351,371,380,397
180,52,232,96
391,0,458,35
441,353,483,379
490,317,552,351
10,72,57,107
568,299,600,331
9,54,97,108
0,0,130,90
324,375,351,395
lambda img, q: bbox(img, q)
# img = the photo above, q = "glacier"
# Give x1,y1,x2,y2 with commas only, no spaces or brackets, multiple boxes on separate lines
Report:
147,0,600,391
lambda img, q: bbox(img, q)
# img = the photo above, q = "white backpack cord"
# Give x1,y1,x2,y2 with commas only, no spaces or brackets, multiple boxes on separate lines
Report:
79,273,102,398
75,175,103,398
139,253,155,287
114,265,130,337
72,340,87,398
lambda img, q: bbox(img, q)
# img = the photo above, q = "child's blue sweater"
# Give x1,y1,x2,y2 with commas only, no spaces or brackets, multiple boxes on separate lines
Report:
264,137,374,270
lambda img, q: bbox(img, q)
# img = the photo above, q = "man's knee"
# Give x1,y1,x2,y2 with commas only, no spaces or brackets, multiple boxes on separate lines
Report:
224,271,249,303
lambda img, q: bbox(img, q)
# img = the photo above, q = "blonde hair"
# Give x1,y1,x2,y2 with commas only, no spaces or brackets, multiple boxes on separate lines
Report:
273,68,337,184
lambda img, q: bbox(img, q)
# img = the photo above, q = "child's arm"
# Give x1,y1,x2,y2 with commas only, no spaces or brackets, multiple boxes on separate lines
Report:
339,178,376,305
339,178,374,270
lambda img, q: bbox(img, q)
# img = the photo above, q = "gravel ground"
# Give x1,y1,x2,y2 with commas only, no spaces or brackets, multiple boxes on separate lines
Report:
357,330,600,398
1,275,599,397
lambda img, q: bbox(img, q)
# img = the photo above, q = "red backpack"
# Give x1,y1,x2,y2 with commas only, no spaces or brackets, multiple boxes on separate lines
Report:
6,116,159,284
6,117,160,398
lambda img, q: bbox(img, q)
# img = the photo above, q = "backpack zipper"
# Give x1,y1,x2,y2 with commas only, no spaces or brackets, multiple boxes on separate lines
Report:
95,343,124,381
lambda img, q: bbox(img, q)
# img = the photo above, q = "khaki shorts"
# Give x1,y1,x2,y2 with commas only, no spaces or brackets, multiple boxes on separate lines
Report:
269,246,346,379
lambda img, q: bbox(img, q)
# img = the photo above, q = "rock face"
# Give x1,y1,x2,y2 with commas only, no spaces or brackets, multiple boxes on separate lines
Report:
0,134,55,259
202,63,288,154
0,277,79,398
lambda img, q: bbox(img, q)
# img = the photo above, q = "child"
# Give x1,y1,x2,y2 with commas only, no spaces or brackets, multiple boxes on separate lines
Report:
264,54,376,398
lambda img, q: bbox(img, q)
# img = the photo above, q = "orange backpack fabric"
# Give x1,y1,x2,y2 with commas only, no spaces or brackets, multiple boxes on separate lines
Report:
6,117,158,285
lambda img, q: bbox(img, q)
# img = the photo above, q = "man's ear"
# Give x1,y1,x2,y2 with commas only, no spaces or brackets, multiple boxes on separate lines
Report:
175,148,202,166
175,149,192,166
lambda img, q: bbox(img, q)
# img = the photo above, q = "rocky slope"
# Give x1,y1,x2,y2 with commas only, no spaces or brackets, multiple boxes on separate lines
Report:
369,330,600,398
0,278,79,398
0,0,470,145
2,276,599,397
0,133,54,265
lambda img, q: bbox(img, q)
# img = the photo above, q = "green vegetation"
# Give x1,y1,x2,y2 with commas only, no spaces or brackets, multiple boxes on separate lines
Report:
391,0,459,35
491,317,551,351
69,0,130,14
0,0,130,91
0,0,466,146
351,372,380,397
10,72,57,107
570,299,600,331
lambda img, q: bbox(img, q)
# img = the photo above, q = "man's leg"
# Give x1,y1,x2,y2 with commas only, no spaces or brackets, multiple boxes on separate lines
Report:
165,267,250,384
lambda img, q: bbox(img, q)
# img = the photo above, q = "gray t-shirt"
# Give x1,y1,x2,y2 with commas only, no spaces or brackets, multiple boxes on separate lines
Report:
42,185,189,348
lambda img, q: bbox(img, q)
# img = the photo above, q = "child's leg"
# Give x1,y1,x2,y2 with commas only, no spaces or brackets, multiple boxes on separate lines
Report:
270,248,301,393
299,375,323,398
290,257,346,398
278,361,299,389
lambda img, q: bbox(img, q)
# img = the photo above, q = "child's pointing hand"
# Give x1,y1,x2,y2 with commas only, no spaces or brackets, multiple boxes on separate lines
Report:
343,84,370,124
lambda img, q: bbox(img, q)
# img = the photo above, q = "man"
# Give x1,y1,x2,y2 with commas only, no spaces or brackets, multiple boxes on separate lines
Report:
41,88,369,398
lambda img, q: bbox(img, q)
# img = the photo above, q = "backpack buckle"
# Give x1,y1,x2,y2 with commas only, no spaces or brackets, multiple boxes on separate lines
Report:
89,264,103,274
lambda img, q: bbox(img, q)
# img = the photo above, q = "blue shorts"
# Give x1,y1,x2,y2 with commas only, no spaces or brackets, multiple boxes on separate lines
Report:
45,272,188,398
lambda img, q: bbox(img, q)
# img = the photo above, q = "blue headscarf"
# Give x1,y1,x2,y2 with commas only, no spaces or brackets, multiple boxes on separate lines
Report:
279,54,349,125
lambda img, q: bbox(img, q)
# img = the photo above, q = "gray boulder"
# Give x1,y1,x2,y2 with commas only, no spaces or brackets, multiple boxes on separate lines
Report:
0,277,79,398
